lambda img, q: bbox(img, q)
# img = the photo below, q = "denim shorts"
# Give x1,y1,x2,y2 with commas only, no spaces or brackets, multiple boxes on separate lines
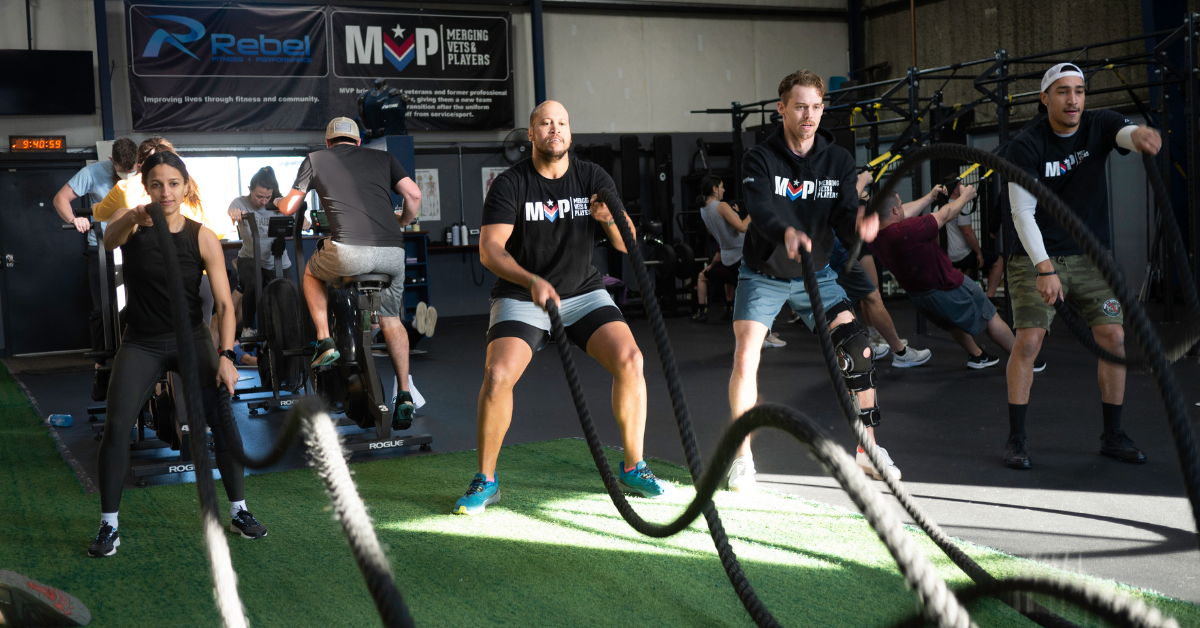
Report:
733,265,850,330
908,280,996,336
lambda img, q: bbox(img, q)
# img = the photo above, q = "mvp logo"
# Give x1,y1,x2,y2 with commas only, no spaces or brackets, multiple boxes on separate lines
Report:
168,464,195,473
345,25,438,73
1044,150,1090,178
773,177,840,200
524,199,575,222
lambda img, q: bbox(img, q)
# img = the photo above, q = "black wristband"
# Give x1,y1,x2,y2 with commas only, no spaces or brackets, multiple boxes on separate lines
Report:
219,349,237,362
1037,271,1057,277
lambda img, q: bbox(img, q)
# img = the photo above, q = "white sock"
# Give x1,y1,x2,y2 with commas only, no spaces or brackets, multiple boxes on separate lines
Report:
101,512,118,530
230,501,247,519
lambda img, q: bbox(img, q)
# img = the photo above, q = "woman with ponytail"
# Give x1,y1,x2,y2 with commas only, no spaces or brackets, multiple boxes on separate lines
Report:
694,175,749,321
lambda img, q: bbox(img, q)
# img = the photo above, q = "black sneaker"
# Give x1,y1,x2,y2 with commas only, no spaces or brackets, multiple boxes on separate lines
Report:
1100,429,1147,463
230,510,267,539
90,368,110,402
1004,434,1032,470
722,304,733,321
967,351,1000,369
87,523,120,557
1033,360,1047,372
691,309,708,322
0,569,92,626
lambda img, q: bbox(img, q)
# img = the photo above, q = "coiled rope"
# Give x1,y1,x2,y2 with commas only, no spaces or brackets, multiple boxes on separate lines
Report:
147,204,415,628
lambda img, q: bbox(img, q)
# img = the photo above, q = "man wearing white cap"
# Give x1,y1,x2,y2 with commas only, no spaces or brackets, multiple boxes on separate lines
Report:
1002,63,1161,470
272,117,425,429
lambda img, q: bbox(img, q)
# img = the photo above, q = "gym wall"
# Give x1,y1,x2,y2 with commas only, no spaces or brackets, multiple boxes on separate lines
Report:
860,0,1149,125
542,9,848,134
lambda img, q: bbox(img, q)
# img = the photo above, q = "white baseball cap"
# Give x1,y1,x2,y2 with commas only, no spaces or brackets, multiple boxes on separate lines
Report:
325,117,359,141
1040,63,1085,93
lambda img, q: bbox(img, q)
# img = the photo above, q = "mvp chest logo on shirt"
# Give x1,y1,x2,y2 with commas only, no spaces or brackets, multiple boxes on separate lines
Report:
1044,150,1090,177
524,197,592,222
774,177,839,200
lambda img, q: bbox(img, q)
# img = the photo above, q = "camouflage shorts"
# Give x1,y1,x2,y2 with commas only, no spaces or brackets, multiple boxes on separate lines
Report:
1008,254,1124,330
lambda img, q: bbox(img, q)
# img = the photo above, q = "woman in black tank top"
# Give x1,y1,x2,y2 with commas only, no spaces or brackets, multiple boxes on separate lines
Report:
86,152,267,558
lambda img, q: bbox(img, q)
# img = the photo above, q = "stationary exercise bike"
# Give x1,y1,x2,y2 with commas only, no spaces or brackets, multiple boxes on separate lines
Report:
302,210,431,455
235,212,307,414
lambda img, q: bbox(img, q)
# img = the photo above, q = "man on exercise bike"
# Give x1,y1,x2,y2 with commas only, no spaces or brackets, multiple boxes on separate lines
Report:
273,117,422,428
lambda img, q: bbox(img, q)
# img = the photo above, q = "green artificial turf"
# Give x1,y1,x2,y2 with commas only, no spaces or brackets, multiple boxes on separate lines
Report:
1,364,1197,628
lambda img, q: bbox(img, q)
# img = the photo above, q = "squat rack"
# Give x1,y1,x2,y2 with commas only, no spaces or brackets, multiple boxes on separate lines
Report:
691,14,1200,319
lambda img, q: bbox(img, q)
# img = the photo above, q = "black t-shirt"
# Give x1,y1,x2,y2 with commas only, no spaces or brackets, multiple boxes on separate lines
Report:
1007,109,1132,256
481,157,618,301
121,218,205,336
292,144,409,247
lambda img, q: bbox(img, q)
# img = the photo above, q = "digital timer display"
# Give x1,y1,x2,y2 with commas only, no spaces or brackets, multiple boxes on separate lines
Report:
10,136,66,152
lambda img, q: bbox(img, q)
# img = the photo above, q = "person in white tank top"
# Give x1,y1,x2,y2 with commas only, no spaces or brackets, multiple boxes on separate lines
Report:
694,175,751,322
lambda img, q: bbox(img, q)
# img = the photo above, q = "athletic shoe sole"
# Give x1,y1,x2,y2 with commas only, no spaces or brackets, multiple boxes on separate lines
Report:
415,302,429,335
892,353,932,368
425,306,437,338
87,536,119,558
617,479,670,499
229,523,268,539
967,356,1001,369
872,345,890,360
311,348,340,369
453,491,501,515
1033,361,1047,373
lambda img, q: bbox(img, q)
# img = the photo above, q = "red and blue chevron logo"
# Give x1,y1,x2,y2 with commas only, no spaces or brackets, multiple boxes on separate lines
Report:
384,32,415,72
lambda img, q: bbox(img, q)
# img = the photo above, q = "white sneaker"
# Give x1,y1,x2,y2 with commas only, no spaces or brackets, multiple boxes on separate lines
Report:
856,446,902,480
762,332,786,349
414,301,428,335
239,328,257,343
871,342,890,360
891,346,932,368
725,455,757,493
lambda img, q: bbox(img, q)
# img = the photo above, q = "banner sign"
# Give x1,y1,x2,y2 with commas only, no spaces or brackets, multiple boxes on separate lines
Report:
126,3,513,132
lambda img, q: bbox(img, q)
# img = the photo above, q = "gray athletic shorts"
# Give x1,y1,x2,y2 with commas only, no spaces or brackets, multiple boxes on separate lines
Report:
305,238,406,317
908,280,996,336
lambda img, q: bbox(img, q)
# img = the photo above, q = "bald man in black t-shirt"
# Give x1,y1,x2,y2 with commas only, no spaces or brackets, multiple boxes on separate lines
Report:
451,101,671,515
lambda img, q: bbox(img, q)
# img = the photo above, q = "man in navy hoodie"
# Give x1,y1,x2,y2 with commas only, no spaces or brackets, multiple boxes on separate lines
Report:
724,70,890,493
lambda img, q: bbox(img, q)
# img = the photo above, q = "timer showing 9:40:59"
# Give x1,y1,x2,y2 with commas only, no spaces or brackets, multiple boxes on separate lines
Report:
10,136,66,152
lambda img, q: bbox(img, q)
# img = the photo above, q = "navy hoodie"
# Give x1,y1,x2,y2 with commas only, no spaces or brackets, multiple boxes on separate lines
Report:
741,125,859,277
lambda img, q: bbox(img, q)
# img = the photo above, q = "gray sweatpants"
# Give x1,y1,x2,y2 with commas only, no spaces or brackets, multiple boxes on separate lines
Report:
305,238,406,317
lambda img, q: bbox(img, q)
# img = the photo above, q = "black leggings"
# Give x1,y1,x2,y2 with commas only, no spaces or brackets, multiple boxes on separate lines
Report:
98,328,245,512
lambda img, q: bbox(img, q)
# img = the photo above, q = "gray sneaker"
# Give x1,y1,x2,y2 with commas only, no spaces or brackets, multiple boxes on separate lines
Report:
891,346,932,368
762,332,786,349
725,455,757,493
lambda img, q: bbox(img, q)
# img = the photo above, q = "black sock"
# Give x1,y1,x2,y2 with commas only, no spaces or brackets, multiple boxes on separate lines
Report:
1102,403,1123,435
1008,403,1028,437
895,347,907,356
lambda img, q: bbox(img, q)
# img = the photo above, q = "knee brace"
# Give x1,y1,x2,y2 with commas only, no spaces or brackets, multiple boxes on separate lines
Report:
830,319,880,427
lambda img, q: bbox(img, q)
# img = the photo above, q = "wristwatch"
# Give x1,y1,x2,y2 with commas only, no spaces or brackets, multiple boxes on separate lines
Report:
219,349,238,363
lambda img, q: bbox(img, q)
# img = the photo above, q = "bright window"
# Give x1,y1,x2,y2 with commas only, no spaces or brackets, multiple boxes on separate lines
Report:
182,156,239,240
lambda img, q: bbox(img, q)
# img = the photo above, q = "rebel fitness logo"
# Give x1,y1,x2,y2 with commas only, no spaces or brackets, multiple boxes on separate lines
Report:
524,197,592,222
141,14,315,63
1044,150,1090,178
773,176,840,201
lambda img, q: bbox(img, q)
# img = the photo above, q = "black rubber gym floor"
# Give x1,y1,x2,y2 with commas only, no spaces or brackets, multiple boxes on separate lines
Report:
13,298,1200,603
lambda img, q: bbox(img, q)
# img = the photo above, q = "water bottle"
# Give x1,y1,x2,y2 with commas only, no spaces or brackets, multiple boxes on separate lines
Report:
459,224,469,246
451,222,462,246
48,414,73,427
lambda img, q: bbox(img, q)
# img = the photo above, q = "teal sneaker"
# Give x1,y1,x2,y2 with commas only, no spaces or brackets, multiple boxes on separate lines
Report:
392,391,415,431
618,461,670,498
453,473,500,515
311,337,340,369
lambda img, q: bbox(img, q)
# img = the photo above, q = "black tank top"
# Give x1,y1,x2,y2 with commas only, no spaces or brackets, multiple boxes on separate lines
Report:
121,217,206,336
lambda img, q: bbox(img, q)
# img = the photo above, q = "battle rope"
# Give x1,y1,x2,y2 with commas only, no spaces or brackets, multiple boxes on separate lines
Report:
867,145,1200,546
147,204,414,628
543,191,1182,627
